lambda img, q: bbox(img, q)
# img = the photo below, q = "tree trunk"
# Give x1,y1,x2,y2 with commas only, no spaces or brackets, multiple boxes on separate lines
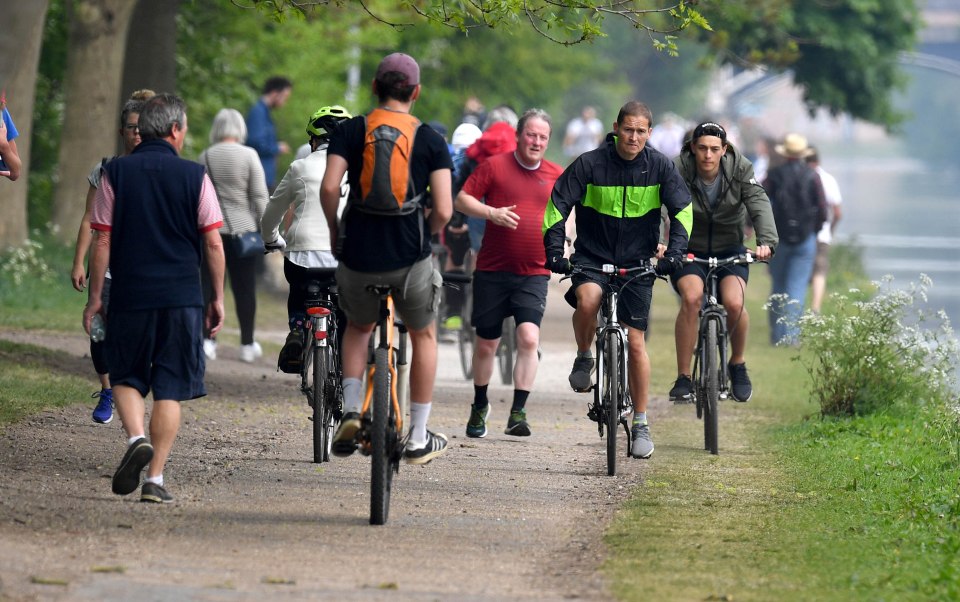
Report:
117,0,179,154
0,1,50,248
50,0,136,245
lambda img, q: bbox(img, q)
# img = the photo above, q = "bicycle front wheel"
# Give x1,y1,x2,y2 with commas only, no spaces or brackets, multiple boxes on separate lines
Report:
370,346,395,525
703,319,720,455
458,293,475,380
497,318,516,385
604,332,620,476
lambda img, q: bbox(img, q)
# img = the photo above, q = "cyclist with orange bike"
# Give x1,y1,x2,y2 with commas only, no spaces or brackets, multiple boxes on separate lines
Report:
668,121,778,404
321,52,452,465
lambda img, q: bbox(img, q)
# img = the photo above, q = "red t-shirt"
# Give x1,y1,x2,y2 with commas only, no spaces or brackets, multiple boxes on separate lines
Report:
462,152,562,276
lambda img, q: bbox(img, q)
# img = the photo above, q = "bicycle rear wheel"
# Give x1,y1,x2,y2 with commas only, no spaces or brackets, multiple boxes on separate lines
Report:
703,320,720,455
311,344,330,463
370,346,394,525
604,332,619,476
497,318,516,385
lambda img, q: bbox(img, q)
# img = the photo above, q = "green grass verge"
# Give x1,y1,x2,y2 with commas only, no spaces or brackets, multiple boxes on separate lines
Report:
0,340,93,423
606,246,960,600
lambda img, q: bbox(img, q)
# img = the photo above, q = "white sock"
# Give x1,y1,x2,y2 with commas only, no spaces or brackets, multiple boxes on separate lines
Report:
127,435,145,446
145,474,163,486
408,402,432,447
342,378,363,414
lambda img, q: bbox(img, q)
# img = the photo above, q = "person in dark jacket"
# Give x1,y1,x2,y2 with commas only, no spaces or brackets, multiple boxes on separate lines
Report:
669,121,778,404
543,100,692,459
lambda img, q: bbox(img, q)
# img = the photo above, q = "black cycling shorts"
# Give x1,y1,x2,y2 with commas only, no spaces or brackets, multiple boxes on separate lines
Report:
471,271,548,340
564,257,654,332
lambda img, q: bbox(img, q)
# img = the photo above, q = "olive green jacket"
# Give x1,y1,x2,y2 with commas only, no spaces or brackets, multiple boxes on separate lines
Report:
673,141,778,255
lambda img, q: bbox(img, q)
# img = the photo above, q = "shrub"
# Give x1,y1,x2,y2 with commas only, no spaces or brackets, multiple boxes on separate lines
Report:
796,274,958,417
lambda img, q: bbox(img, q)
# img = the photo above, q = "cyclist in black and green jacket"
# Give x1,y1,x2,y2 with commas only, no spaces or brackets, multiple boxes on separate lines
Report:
542,100,692,459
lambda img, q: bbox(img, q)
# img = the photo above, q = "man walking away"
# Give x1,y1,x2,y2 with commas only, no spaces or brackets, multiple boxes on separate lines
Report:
764,133,826,345
84,94,226,504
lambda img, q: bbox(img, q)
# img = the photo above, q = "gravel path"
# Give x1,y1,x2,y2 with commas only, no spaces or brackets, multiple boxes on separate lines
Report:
0,281,657,601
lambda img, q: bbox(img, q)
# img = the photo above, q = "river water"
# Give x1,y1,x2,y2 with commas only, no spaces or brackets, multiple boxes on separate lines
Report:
830,154,960,351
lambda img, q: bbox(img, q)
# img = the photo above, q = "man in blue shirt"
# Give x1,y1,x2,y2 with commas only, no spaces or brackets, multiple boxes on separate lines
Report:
0,104,21,181
246,76,293,190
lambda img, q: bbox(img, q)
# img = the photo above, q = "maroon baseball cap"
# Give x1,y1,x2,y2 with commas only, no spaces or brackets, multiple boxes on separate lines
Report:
375,52,420,86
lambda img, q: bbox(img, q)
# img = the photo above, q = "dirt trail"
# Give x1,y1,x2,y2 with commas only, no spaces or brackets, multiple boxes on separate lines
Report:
0,281,661,601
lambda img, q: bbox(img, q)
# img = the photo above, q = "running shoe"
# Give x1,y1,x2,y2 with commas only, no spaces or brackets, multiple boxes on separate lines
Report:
112,438,154,495
669,375,694,404
504,409,531,437
404,431,449,465
331,412,361,457
91,388,113,424
140,482,174,504
465,404,490,438
728,362,753,402
630,423,654,459
568,356,594,392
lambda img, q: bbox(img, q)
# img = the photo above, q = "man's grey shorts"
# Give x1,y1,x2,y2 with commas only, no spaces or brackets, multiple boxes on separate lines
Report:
336,257,441,331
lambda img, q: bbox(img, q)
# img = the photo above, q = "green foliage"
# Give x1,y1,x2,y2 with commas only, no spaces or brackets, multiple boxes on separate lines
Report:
701,0,920,127
0,229,83,332
0,340,93,424
28,0,69,230
776,404,960,598
796,275,958,417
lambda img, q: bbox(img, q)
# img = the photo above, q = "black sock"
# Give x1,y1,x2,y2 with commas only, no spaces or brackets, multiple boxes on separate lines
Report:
511,390,530,413
473,384,489,409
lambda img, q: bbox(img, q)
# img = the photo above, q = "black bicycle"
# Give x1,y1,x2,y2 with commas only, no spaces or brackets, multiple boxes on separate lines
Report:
683,253,758,455
565,262,659,476
298,270,343,464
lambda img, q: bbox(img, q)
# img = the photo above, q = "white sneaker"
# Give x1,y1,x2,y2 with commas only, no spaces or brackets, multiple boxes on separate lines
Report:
203,339,217,360
240,342,262,363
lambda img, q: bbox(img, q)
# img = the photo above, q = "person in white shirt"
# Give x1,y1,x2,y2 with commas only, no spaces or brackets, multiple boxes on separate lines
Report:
260,105,351,372
805,147,843,313
562,105,604,162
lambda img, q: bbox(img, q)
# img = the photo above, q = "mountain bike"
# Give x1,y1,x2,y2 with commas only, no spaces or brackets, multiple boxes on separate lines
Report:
565,261,659,476
683,253,758,455
355,284,410,525
297,270,343,464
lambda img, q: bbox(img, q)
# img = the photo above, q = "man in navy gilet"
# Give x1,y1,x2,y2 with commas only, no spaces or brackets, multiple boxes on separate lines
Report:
83,93,226,504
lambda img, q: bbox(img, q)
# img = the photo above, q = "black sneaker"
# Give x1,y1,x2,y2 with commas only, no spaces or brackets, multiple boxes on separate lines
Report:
728,362,753,402
112,438,154,496
569,356,595,392
465,404,490,438
331,412,361,457
669,374,694,404
277,330,304,374
404,431,449,465
140,482,174,504
504,409,531,437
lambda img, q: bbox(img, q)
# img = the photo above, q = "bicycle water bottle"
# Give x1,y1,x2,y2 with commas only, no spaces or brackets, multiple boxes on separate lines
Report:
90,314,106,342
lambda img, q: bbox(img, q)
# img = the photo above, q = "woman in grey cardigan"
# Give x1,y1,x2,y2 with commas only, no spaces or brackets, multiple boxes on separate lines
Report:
199,108,270,363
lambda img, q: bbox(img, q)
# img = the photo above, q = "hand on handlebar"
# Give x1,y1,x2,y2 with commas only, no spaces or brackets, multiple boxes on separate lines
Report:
655,256,680,277
545,255,571,275
264,234,286,253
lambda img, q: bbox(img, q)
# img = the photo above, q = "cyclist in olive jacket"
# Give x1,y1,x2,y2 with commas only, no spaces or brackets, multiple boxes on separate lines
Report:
668,122,778,405
542,100,692,459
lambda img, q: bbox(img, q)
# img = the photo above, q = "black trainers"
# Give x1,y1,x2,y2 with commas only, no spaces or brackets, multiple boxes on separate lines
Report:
504,409,531,436
140,482,174,503
404,431,449,465
277,330,304,374
331,412,361,457
465,404,490,438
728,362,753,402
112,438,154,495
669,374,694,404
569,356,595,392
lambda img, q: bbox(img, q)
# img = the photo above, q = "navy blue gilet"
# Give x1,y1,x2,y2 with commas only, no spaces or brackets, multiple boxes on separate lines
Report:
103,139,207,311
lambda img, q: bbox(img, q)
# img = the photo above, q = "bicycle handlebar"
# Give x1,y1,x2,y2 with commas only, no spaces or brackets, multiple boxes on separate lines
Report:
681,252,767,267
561,261,661,283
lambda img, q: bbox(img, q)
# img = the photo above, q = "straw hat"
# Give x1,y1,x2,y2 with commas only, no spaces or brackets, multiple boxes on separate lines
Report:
774,133,810,158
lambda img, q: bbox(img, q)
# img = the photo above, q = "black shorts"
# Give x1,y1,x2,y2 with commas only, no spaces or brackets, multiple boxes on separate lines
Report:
564,258,654,331
670,247,750,296
471,271,548,340
106,307,207,401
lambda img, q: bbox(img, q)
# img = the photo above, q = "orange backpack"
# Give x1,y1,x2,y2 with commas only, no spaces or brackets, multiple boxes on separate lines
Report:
354,108,425,215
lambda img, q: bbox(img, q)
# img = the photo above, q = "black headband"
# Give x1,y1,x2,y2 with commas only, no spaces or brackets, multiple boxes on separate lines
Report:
692,122,727,142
